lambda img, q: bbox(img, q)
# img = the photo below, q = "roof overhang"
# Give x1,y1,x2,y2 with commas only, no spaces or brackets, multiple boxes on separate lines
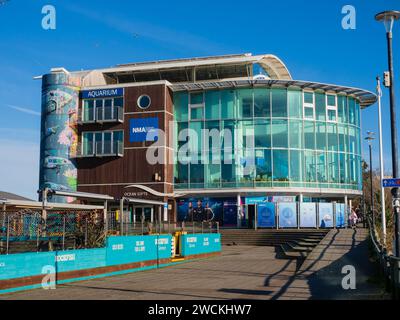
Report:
170,79,377,108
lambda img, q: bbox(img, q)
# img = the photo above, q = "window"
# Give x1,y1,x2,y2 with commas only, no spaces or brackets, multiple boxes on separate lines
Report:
255,149,272,181
205,90,220,119
315,93,326,121
237,89,253,118
272,119,288,148
83,100,95,122
273,149,289,181
288,89,302,118
190,92,204,120
271,89,287,117
289,120,302,149
82,96,124,123
326,94,337,122
221,90,236,119
303,91,315,119
254,88,270,117
290,150,302,181
137,95,151,109
174,92,189,121
254,119,271,148
81,130,124,157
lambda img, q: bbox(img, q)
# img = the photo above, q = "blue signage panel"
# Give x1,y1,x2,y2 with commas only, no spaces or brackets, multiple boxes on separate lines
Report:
278,203,297,228
299,203,317,228
129,117,159,142
319,203,334,228
181,234,221,256
336,203,347,228
81,88,124,99
383,178,400,188
257,203,276,227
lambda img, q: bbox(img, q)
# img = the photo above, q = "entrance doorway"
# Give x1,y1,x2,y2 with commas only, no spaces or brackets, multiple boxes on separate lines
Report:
131,206,154,223
247,204,256,229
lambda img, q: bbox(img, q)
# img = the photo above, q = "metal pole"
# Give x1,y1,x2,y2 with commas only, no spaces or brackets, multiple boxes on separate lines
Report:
387,31,400,257
369,143,375,227
377,77,387,246
6,216,9,255
62,216,66,251
119,198,124,236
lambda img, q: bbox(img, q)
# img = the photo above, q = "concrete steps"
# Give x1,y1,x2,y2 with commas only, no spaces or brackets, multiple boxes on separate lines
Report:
220,228,328,260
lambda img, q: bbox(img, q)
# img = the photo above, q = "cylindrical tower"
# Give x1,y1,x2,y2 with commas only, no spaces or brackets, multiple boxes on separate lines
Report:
39,72,80,203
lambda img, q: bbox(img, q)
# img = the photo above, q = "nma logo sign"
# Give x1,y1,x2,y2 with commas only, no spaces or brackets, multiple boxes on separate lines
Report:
130,117,159,142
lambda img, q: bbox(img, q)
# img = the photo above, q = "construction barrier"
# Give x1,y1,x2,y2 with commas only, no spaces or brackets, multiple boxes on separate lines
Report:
0,233,221,294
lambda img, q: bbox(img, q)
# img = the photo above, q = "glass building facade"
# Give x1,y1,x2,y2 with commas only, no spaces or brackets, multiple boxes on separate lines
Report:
173,87,362,192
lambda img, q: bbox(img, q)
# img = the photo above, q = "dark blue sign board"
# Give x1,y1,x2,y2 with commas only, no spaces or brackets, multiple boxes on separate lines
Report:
382,178,400,188
81,88,124,99
129,117,159,142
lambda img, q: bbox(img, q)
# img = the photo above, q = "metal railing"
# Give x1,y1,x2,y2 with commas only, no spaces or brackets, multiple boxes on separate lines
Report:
368,215,400,299
106,211,219,236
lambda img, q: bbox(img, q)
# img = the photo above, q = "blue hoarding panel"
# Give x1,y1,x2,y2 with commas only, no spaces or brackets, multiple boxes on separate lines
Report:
181,234,221,257
319,203,334,228
129,117,159,142
299,203,317,228
336,204,346,228
55,248,107,273
81,88,124,99
0,252,56,280
106,235,172,266
257,203,276,227
278,203,298,228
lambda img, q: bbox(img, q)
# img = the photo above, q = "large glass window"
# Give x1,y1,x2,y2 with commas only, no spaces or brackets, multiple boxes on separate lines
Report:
327,123,338,152
254,88,270,117
316,122,326,150
221,90,236,119
83,100,95,122
190,92,204,120
254,119,271,148
288,89,302,118
271,89,287,117
174,92,189,121
255,149,272,182
81,130,123,157
304,121,315,149
205,90,220,119
327,152,339,183
316,151,327,182
348,126,356,154
303,91,315,120
237,89,253,118
315,93,326,121
273,149,289,181
304,150,316,182
337,95,347,123
104,99,112,121
326,94,337,122
339,152,348,184
289,120,302,149
348,97,356,125
272,120,288,148
290,150,302,181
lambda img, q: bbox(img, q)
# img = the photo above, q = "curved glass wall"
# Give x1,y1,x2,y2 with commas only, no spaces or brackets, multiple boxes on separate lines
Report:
173,87,362,191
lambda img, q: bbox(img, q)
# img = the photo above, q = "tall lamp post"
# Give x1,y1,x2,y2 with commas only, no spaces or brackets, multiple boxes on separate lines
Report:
365,132,376,227
375,11,400,256
376,77,387,246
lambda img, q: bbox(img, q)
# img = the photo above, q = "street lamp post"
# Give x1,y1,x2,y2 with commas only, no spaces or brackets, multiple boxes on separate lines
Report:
375,11,400,256
366,132,376,227
376,77,387,246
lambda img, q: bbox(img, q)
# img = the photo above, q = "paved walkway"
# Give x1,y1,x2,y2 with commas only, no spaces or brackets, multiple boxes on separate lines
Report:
0,228,387,300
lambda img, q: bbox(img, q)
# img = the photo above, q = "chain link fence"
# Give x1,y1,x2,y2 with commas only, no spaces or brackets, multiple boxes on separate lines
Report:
0,210,105,254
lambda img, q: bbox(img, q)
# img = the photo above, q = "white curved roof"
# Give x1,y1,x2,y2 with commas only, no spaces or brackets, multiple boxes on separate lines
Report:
98,53,292,80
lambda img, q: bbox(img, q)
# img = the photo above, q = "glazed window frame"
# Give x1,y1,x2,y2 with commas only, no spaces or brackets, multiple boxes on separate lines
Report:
303,90,315,120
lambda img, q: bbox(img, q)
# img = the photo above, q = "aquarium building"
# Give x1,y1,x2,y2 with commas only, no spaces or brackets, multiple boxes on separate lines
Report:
38,53,376,228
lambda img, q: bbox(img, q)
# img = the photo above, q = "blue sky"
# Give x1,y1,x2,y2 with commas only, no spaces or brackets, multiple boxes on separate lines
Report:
0,0,399,199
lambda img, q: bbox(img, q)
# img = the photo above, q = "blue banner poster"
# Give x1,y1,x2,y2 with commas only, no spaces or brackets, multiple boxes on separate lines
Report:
257,203,276,228
223,203,237,227
299,203,317,228
278,203,297,228
335,203,346,228
319,203,334,228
